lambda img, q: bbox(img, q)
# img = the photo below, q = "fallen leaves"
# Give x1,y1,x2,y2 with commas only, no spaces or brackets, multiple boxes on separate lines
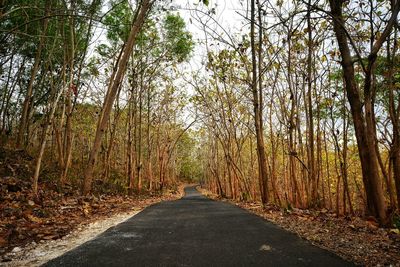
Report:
0,176,182,259
390,228,400,235
198,187,400,267
237,201,400,266
25,214,42,224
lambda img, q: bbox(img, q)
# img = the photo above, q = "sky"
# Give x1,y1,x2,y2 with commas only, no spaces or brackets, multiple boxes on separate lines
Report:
172,0,246,70
89,0,247,74
83,0,247,122
165,0,266,127
165,0,248,124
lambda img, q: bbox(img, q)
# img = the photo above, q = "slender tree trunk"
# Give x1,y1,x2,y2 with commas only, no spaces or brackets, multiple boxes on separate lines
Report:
146,85,153,191
387,31,400,209
17,14,49,148
328,0,400,225
1,56,24,136
137,71,143,191
251,0,269,205
82,0,153,194
0,52,13,135
60,10,75,184
32,76,64,195
306,0,316,206
127,92,135,191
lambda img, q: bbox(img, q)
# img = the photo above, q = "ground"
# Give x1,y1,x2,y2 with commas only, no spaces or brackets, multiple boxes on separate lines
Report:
0,175,183,265
0,147,183,260
42,186,350,266
199,188,400,266
1,210,141,266
1,169,399,266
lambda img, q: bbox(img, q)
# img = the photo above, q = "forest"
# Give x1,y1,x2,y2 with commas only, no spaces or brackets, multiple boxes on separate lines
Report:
1,0,400,265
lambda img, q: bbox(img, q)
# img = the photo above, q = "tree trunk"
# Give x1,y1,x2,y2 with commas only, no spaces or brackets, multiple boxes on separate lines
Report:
32,76,64,195
387,30,400,209
306,0,316,206
17,14,49,148
60,10,75,184
82,0,153,194
251,0,269,205
328,0,400,225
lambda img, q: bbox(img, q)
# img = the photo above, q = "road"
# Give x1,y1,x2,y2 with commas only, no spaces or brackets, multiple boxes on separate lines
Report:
44,186,353,266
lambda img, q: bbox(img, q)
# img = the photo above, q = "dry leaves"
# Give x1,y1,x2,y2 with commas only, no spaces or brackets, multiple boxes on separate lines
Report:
197,187,400,266
0,176,182,260
237,201,400,266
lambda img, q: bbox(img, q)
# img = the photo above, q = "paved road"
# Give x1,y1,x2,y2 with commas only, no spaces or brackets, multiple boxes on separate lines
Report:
44,186,353,267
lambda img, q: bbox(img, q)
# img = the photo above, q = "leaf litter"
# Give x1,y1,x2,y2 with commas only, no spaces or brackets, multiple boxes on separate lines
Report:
199,187,400,266
0,176,184,266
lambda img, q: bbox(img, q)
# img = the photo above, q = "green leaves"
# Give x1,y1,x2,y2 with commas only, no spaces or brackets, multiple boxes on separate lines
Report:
104,0,134,43
163,13,195,62
201,0,210,6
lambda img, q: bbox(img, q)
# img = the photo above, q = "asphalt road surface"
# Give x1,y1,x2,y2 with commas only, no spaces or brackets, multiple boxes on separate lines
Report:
44,186,353,267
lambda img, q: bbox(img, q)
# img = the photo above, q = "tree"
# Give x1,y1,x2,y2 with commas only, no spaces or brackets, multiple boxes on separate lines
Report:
250,0,269,205
82,0,153,195
328,0,400,225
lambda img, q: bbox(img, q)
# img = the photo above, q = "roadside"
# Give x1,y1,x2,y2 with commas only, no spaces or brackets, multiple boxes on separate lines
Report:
2,208,143,267
198,186,400,266
0,179,185,266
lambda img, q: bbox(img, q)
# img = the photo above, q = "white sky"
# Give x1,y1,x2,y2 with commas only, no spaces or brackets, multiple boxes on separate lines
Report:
167,0,248,124
173,0,246,70
84,0,247,121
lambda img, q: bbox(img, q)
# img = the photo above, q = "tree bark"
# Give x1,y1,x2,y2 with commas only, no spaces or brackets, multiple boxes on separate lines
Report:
251,0,269,205
328,0,400,225
17,14,49,148
32,75,64,195
387,29,400,209
306,0,317,206
82,0,153,195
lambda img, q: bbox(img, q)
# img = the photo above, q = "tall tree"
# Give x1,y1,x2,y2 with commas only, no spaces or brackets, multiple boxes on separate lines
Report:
328,0,400,225
251,0,269,204
82,0,153,194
